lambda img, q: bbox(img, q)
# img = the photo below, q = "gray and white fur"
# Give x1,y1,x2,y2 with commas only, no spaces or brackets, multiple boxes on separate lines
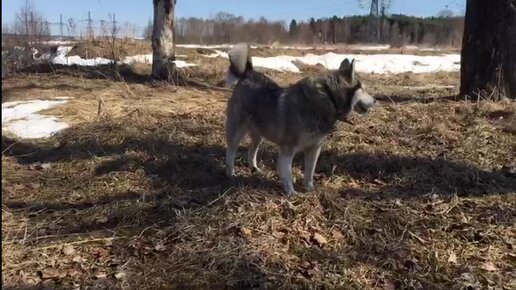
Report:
225,43,375,195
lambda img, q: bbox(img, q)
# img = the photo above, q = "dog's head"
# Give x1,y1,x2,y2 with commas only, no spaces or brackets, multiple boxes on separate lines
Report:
327,58,376,121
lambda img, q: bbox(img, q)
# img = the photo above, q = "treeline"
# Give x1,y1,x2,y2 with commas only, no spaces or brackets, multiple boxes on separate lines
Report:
169,12,464,47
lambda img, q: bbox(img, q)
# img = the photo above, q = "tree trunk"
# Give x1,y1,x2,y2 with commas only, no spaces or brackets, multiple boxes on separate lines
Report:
460,0,516,100
151,0,177,82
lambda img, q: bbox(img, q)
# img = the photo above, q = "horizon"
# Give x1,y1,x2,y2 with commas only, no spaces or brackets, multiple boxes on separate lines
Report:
2,0,465,36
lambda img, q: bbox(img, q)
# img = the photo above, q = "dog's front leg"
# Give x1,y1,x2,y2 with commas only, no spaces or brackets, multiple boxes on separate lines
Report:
303,144,322,191
278,147,297,195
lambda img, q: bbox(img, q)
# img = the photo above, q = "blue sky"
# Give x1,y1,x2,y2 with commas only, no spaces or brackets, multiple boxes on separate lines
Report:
2,0,465,34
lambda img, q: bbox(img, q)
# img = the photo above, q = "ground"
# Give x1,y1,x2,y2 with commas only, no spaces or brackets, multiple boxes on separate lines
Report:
1,42,516,290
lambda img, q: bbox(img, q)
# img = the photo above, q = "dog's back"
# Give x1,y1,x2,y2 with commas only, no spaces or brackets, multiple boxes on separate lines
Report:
225,43,288,144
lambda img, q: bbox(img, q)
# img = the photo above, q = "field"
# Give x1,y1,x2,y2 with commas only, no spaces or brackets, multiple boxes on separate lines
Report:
2,40,515,290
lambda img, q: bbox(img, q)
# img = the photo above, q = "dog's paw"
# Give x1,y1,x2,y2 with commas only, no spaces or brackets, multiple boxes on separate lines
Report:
304,185,315,192
283,190,298,196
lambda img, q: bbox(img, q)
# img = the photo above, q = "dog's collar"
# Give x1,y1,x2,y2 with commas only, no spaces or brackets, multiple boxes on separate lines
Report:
324,83,348,120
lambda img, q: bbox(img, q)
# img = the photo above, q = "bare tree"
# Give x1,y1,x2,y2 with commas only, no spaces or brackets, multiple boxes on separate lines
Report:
143,18,152,40
107,13,122,63
12,0,49,67
14,0,49,40
460,0,516,100
151,0,177,82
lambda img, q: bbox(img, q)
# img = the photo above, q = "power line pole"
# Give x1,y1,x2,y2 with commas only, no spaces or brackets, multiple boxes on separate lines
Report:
369,0,380,42
112,13,117,37
87,11,93,39
59,14,64,37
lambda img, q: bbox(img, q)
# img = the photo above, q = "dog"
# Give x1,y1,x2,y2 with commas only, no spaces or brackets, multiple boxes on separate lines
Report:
224,43,375,195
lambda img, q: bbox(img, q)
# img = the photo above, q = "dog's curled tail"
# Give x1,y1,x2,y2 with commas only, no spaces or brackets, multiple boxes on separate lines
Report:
226,43,253,87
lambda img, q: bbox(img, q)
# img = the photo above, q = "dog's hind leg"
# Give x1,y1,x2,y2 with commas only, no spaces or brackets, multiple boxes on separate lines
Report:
278,147,297,195
225,118,248,177
248,131,263,173
303,144,323,191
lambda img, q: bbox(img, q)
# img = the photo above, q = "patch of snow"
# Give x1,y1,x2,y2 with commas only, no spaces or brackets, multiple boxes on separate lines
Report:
121,54,196,67
205,50,228,58
177,44,232,49
275,46,315,50
2,99,69,139
37,46,196,67
41,40,76,46
253,56,301,73
123,54,152,65
348,44,391,51
56,55,114,66
173,60,197,68
206,50,460,74
294,52,461,74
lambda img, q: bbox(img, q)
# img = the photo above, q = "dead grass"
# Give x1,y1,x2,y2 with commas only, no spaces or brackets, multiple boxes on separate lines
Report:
2,64,515,290
60,39,458,63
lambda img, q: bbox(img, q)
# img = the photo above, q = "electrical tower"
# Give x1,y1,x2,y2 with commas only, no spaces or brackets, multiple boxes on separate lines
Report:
369,0,380,42
87,11,94,39
59,14,64,37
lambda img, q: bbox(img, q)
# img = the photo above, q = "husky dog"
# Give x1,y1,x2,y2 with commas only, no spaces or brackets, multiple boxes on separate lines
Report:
224,43,375,195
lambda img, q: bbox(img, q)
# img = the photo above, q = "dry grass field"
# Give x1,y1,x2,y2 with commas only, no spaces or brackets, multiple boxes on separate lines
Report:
2,41,515,290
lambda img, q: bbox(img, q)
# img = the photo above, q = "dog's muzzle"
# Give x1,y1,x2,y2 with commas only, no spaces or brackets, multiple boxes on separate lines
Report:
354,89,376,115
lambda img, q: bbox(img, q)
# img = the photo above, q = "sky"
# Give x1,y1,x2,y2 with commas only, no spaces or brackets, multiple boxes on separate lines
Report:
2,0,465,35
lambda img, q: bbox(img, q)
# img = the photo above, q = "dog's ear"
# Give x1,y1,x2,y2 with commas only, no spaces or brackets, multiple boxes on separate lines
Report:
339,58,355,82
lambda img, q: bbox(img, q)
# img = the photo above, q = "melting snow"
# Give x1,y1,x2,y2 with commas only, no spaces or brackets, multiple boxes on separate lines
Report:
122,54,196,67
38,46,197,67
2,99,70,139
34,45,459,74
291,53,461,74
204,49,460,74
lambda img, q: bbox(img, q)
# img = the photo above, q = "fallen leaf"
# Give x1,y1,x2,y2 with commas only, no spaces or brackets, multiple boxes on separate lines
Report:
272,231,285,239
113,272,126,280
448,252,457,264
341,188,366,199
40,267,65,279
62,245,75,256
96,217,108,224
72,256,86,264
66,268,82,279
95,248,109,260
312,233,327,246
382,279,396,290
300,261,311,269
154,244,166,251
240,226,252,237
93,271,108,279
331,229,343,240
480,261,497,272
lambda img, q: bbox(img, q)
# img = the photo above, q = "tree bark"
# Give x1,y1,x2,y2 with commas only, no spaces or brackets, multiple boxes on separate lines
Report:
151,0,177,82
460,0,516,100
